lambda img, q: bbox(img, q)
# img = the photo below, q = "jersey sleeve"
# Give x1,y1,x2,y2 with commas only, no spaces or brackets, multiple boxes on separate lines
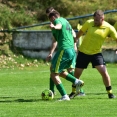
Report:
109,25,117,40
114,22,117,31
80,20,89,33
54,19,62,25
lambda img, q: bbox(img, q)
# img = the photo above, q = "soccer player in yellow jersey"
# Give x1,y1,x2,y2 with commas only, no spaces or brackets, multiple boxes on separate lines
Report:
73,10,117,99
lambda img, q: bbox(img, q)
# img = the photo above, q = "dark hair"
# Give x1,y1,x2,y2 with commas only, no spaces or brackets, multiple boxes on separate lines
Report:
49,11,60,18
93,10,104,17
46,7,55,14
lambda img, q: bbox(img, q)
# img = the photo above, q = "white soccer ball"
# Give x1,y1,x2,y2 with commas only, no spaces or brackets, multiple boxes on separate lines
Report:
41,89,54,100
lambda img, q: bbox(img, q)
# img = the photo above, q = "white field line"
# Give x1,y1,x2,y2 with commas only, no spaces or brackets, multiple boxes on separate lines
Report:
0,70,50,75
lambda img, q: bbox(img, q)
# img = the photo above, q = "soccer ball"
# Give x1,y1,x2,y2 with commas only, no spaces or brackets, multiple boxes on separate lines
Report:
41,89,54,100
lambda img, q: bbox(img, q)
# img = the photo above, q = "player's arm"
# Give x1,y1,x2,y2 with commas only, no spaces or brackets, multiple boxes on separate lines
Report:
49,37,57,55
74,30,84,44
72,29,77,52
50,22,62,29
72,29,76,38
46,37,57,62
109,25,117,54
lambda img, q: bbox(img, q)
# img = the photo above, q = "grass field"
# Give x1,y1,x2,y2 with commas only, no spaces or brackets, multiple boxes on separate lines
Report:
0,63,117,117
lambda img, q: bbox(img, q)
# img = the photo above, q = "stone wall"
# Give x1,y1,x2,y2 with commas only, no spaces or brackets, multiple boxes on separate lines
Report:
12,31,117,63
12,31,54,59
102,49,117,63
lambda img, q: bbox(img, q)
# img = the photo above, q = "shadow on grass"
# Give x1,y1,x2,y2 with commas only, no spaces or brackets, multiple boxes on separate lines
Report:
86,92,107,95
68,92,107,97
71,93,113,99
0,97,42,103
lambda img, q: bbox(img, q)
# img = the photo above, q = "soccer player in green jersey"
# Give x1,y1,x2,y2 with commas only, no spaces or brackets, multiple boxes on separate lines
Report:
46,7,60,95
47,11,84,101
73,10,117,99
46,7,83,97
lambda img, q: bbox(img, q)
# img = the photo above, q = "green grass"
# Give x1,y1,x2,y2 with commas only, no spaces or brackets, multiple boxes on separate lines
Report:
0,64,117,117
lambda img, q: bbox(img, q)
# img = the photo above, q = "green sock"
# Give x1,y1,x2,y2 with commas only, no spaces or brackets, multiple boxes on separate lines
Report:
69,71,74,76
56,83,66,96
80,88,84,93
66,73,76,83
49,78,55,93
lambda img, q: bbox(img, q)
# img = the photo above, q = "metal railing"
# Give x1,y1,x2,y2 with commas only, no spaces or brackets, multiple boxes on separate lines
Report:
0,9,117,33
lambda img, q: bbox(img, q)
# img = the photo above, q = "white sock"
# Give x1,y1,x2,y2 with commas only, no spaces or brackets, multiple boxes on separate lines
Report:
74,79,79,85
63,94,69,98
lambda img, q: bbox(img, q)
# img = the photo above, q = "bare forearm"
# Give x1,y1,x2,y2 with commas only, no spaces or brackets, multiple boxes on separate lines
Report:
74,30,84,43
50,23,62,30
72,29,76,38
46,39,57,62
49,41,57,55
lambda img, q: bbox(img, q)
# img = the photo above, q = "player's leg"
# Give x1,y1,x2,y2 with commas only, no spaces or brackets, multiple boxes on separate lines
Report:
96,65,115,98
69,51,89,98
50,50,70,100
49,64,56,95
67,66,76,94
68,68,85,97
51,48,84,100
51,72,70,101
75,68,85,95
69,68,84,98
69,51,85,97
67,68,77,96
49,76,55,94
51,71,84,101
67,68,74,76
93,53,116,99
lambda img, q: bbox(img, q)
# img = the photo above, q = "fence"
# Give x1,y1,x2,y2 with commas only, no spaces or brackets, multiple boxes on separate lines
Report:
1,9,117,62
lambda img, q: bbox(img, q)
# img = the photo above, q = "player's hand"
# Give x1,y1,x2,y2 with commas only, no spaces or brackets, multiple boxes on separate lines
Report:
74,42,78,52
50,22,55,29
116,50,117,54
46,54,52,62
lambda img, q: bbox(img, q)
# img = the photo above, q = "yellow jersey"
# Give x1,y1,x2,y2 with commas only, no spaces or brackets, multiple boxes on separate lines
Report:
77,23,82,30
79,19,117,55
114,22,117,31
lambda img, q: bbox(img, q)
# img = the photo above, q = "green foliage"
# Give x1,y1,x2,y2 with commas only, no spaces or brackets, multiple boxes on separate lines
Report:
1,0,117,29
0,0,117,58
11,9,35,27
0,6,12,30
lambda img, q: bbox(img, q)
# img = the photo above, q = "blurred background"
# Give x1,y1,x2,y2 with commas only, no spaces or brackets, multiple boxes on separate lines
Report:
0,0,117,69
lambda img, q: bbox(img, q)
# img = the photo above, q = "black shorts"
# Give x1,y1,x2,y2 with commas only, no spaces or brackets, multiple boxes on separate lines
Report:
75,51,106,68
